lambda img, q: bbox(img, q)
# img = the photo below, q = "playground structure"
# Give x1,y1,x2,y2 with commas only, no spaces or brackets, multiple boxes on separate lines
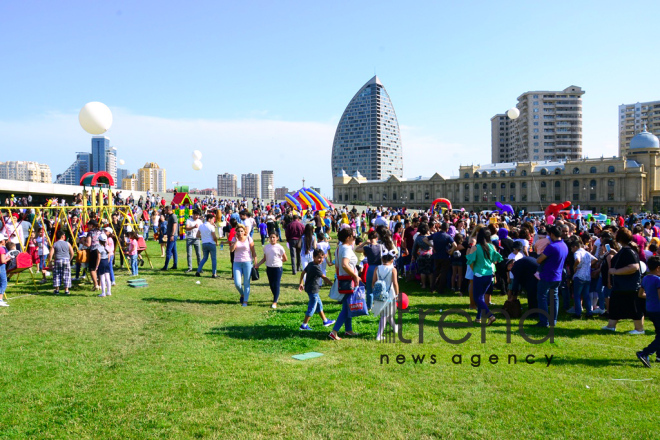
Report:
172,192,194,237
0,173,153,288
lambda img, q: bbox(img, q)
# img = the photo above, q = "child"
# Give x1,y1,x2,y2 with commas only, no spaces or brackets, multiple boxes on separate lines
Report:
571,239,597,318
74,232,88,281
35,228,49,283
637,255,660,367
5,242,17,272
258,218,268,246
96,233,112,297
127,231,139,276
255,232,288,309
373,249,399,341
506,241,524,293
298,249,335,330
0,233,10,306
315,232,334,287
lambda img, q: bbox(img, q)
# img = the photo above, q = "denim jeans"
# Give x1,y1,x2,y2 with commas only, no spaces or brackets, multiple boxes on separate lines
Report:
143,224,150,240
266,266,283,302
333,293,353,333
186,238,201,270
233,261,252,303
559,270,571,311
537,280,560,326
163,238,178,269
473,275,493,320
365,264,377,310
641,311,660,356
108,255,116,283
130,254,139,276
573,278,592,316
0,264,7,295
198,242,217,274
306,292,323,317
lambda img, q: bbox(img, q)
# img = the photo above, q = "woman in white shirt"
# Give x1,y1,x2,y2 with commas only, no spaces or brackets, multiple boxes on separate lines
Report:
255,232,288,309
329,228,360,341
196,213,218,278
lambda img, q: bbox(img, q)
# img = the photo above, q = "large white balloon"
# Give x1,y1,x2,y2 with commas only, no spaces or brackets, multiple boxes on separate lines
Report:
79,102,113,135
192,160,203,171
268,184,273,190
507,107,520,120
119,159,125,166
192,150,202,161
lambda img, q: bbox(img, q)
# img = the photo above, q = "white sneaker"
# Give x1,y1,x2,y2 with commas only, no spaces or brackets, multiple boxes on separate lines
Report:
271,303,277,309
629,329,645,335
98,293,106,297
601,326,616,332
0,300,9,307
111,282,116,286
592,308,605,315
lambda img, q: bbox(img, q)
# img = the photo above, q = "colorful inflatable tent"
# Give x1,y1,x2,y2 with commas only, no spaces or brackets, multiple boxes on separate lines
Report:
430,198,452,212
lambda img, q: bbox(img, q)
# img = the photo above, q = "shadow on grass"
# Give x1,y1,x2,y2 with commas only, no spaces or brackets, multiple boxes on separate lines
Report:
206,324,330,341
549,357,641,367
142,297,239,306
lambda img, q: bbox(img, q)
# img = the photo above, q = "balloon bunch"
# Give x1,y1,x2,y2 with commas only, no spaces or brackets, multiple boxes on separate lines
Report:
192,150,203,170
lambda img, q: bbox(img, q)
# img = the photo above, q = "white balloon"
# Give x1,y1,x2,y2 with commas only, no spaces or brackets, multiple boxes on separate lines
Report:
79,102,113,135
192,160,203,171
507,107,520,120
119,159,125,166
268,184,273,190
192,150,202,161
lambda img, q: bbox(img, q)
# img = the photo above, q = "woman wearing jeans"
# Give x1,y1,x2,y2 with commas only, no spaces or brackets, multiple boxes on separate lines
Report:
196,213,218,278
255,232,287,309
466,228,502,326
329,228,360,341
230,224,256,307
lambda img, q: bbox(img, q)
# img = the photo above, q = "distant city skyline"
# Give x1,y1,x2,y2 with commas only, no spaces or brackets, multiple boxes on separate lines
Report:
2,1,660,196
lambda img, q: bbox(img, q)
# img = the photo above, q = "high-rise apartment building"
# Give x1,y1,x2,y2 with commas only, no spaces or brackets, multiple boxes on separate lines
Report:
0,161,52,183
116,168,129,189
137,162,166,192
56,152,92,185
91,136,117,183
122,174,138,191
491,86,584,163
261,170,274,200
241,173,260,199
331,75,403,181
274,186,289,200
217,173,237,197
618,100,660,154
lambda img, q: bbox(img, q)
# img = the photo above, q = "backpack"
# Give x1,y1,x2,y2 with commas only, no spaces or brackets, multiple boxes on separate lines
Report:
373,279,389,301
502,298,522,319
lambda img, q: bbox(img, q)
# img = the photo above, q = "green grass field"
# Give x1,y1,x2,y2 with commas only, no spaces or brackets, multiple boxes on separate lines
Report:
1,237,658,439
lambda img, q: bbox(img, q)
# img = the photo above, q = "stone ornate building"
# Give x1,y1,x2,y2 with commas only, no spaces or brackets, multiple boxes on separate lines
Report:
334,130,660,214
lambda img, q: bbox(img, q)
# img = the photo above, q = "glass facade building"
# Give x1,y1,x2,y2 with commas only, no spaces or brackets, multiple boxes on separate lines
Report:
331,75,403,181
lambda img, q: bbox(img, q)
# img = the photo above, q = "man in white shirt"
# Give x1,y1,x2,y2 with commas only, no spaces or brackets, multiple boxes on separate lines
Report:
185,209,203,272
196,212,219,278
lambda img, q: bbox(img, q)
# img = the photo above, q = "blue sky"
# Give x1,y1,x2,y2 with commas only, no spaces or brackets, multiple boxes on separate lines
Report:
2,0,659,197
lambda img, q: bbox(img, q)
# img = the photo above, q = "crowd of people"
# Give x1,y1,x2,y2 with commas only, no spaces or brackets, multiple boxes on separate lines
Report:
1,193,659,368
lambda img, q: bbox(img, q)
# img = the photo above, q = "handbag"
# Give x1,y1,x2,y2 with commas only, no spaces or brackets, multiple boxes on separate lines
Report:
250,266,260,281
348,284,369,317
337,275,355,294
329,279,343,302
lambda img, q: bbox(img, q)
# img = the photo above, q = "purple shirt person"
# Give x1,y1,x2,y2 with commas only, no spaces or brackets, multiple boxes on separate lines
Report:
535,225,568,327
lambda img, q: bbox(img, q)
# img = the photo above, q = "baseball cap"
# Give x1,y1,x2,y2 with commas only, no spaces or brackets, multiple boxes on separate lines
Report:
104,227,113,234
99,233,108,241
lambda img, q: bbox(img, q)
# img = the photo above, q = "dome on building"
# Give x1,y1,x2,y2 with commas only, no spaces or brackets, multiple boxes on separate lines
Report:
630,126,659,150
353,170,364,179
336,169,348,177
